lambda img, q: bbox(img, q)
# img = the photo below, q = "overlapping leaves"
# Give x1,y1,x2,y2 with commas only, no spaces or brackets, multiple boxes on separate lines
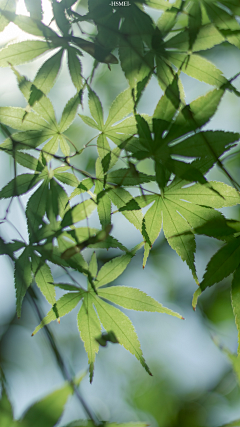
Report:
32,252,182,382
1,0,240,388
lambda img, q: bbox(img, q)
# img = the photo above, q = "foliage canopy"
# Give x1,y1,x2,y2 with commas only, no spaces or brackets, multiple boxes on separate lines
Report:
1,0,240,425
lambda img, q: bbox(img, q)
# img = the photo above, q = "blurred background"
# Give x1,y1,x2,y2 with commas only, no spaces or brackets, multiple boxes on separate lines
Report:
1,1,240,426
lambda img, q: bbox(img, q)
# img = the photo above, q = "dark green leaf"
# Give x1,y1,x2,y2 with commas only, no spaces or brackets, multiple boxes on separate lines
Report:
68,47,82,91
231,265,240,356
107,168,155,186
0,173,41,199
15,247,32,317
26,178,49,237
201,238,240,291
95,331,119,346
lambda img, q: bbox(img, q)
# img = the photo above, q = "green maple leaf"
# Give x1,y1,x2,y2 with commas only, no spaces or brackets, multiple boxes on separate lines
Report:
119,179,240,277
32,251,182,382
200,238,240,291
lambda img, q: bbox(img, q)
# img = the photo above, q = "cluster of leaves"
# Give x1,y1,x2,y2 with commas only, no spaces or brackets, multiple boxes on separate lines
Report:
1,0,240,423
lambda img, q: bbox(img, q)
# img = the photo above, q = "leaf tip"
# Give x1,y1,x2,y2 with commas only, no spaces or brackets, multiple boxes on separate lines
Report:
89,362,94,383
181,316,185,320
57,318,60,324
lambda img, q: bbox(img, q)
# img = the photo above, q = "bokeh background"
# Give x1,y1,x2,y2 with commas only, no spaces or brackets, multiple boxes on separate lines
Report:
1,1,240,426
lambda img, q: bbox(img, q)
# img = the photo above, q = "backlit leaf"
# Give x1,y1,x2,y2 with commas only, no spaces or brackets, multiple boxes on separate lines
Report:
108,187,143,230
78,294,101,383
88,89,103,130
61,199,97,227
0,0,16,31
22,384,71,427
104,88,134,130
0,107,55,132
0,41,52,67
33,49,64,95
93,295,152,375
98,286,183,318
59,93,80,133
32,254,56,305
95,253,133,288
168,52,227,87
32,292,84,335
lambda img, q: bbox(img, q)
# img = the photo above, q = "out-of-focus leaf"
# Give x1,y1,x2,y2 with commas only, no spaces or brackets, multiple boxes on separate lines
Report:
15,247,32,317
0,0,16,32
24,0,42,20
231,265,240,356
0,10,57,38
21,380,76,427
192,287,202,311
95,330,119,346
